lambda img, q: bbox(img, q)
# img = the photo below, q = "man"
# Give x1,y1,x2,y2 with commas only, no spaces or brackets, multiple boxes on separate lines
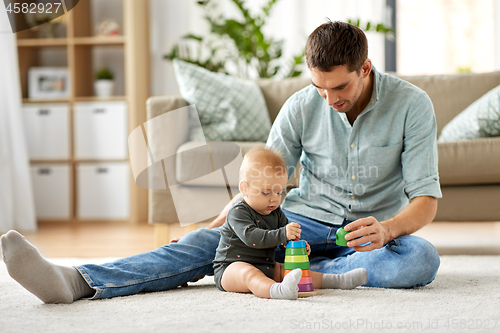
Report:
0,21,441,303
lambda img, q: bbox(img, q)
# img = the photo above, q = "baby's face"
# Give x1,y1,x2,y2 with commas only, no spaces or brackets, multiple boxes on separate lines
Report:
242,166,288,215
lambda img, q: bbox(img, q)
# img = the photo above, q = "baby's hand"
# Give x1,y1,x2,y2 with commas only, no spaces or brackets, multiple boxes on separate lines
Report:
304,240,311,255
286,222,301,240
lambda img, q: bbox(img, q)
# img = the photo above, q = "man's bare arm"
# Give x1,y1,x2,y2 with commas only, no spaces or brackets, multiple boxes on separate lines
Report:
382,196,438,241
206,193,243,229
345,196,438,252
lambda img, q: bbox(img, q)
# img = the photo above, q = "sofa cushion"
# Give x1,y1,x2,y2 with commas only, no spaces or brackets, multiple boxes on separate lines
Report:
438,137,500,185
176,141,264,186
175,141,302,188
173,59,272,142
438,84,500,141
257,77,311,122
435,184,500,221
396,71,500,137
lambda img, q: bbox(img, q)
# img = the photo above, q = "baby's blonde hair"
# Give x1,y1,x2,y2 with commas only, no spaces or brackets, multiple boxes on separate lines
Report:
239,146,287,183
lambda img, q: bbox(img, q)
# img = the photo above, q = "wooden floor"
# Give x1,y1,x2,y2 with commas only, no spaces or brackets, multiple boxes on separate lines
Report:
2,221,500,258
11,222,158,258
414,221,500,255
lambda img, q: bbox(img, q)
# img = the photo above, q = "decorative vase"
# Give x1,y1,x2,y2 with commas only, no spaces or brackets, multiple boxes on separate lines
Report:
94,80,114,97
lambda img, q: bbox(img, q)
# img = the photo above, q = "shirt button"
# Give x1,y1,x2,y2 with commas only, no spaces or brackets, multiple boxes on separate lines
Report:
351,195,355,199
350,144,355,149
351,175,356,180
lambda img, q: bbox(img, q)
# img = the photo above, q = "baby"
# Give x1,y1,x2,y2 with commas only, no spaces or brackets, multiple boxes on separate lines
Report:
213,146,367,299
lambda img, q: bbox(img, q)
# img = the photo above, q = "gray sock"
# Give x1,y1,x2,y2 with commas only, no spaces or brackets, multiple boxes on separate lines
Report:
322,268,368,289
269,268,302,300
0,230,94,304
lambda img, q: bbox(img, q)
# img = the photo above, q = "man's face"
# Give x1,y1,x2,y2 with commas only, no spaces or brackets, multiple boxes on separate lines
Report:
310,65,365,114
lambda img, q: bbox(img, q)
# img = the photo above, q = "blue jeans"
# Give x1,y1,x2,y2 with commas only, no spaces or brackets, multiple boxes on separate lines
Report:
280,211,440,288
76,209,440,299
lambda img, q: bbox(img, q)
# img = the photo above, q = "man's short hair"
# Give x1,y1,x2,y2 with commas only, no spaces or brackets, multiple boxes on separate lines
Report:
305,20,368,73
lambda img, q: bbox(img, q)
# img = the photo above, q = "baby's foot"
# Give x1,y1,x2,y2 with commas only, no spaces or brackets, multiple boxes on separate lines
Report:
269,268,302,300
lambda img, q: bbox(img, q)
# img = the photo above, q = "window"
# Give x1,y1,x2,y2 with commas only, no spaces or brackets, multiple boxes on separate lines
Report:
397,0,495,75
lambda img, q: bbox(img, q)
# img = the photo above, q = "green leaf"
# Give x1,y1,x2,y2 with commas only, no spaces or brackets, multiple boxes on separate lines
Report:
163,0,311,79
182,33,203,42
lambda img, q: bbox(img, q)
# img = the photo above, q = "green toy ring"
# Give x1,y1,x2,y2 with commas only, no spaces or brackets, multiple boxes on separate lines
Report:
335,227,351,247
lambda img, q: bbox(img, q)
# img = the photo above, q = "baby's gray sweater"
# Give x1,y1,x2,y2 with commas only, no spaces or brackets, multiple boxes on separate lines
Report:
213,197,288,266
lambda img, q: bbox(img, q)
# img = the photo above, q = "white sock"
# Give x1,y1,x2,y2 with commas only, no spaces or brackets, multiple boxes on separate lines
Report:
0,230,94,304
269,268,302,300
322,268,368,289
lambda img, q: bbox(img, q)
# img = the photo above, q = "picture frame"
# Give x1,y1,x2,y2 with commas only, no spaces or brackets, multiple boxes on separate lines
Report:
28,67,71,100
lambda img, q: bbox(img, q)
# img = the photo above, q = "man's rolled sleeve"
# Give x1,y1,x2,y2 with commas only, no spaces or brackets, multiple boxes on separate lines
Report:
404,175,442,200
401,93,443,200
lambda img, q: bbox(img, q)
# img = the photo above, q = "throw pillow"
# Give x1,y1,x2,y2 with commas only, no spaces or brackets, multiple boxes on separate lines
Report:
172,59,272,142
439,84,500,142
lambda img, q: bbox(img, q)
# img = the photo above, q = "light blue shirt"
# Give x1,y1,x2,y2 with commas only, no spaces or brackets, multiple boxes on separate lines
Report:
266,67,442,225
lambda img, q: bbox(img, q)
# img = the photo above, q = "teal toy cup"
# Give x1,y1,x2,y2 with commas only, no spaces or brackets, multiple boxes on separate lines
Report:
336,227,351,247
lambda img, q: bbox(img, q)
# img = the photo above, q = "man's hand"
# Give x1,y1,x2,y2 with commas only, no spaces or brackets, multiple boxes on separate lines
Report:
286,222,301,240
344,216,390,252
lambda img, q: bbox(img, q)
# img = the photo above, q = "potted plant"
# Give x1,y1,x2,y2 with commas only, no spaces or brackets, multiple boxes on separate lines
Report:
164,0,395,79
94,67,114,97
164,0,304,79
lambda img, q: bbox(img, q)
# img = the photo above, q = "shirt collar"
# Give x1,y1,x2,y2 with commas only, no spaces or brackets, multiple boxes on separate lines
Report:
358,65,380,118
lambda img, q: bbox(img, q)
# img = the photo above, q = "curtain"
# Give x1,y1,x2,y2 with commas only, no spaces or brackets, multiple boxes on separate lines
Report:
0,11,37,233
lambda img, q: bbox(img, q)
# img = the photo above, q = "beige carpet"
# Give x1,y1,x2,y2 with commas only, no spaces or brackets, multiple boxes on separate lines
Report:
1,256,499,333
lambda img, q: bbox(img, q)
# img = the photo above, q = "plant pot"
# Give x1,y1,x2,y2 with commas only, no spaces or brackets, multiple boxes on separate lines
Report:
94,80,115,97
